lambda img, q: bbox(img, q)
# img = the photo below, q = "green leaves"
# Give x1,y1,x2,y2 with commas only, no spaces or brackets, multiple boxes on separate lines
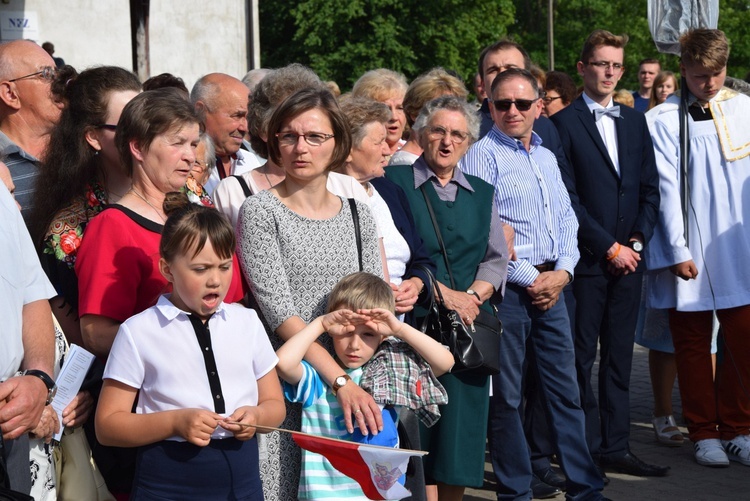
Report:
260,0,515,91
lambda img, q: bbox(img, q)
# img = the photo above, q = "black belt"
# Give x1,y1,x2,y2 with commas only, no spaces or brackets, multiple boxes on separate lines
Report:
533,262,555,273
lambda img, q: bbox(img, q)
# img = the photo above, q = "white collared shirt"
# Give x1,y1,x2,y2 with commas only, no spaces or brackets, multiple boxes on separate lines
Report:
103,295,278,440
582,92,620,175
0,184,56,378
204,147,265,197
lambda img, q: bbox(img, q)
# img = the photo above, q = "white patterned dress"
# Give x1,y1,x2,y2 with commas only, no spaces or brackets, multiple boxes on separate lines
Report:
236,189,383,500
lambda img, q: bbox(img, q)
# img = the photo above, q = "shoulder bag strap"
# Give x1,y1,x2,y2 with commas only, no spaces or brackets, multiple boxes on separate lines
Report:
348,198,363,271
233,175,253,198
419,184,456,290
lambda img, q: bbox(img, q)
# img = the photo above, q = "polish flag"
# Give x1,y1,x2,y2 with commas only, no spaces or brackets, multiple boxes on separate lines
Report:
291,430,427,500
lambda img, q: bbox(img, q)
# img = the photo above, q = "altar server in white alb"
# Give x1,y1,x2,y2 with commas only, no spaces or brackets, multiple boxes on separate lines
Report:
646,28,750,469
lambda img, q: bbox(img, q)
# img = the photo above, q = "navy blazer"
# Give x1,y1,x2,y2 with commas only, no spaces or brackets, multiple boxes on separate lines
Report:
370,176,437,307
551,96,660,275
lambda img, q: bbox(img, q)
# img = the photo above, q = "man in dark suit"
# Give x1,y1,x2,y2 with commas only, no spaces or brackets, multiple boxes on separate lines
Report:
551,29,666,477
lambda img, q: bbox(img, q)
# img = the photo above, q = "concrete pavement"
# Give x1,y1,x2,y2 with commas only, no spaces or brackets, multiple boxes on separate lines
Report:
464,344,750,501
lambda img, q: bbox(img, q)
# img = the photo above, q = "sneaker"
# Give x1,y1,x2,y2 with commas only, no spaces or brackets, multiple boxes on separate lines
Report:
722,435,750,466
694,438,729,467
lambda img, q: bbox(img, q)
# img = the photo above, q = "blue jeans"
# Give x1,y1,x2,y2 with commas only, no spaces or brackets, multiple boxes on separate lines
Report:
488,284,603,501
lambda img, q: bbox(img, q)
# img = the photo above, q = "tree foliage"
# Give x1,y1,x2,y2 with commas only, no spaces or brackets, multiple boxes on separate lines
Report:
260,0,750,92
511,0,750,89
260,0,515,91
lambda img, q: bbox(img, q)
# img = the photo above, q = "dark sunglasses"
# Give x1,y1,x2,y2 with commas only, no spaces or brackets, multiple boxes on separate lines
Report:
493,98,540,112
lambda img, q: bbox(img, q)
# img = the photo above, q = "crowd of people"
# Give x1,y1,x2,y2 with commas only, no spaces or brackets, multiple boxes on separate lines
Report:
1,25,749,501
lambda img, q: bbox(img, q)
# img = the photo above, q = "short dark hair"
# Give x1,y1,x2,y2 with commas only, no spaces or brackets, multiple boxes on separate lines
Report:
116,88,201,175
544,71,577,106
638,58,661,68
143,73,189,98
266,87,351,172
580,30,628,64
478,40,531,79
490,67,539,98
160,191,235,262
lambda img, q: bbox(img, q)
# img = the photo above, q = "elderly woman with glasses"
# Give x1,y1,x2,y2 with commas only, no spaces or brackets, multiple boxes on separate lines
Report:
386,95,508,501
236,87,384,501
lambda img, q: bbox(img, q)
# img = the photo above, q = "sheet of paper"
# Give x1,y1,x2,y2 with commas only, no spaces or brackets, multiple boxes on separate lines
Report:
52,344,95,441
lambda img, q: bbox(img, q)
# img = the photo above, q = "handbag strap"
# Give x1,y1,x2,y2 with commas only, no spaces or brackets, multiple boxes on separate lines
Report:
348,198,363,271
233,175,253,197
419,184,456,290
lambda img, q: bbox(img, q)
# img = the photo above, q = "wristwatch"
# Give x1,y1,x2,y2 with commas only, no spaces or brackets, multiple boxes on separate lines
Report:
466,289,481,301
22,369,57,405
627,240,644,253
332,374,351,395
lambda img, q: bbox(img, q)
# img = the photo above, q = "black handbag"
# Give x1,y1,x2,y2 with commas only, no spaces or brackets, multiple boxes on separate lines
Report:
417,185,502,376
419,267,501,375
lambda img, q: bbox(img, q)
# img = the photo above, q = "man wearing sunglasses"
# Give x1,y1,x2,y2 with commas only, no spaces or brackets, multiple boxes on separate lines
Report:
475,39,577,499
0,40,63,222
550,30,664,478
462,68,607,501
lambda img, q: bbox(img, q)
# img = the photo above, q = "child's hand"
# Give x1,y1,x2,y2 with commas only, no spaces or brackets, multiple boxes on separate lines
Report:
173,409,221,446
357,308,404,338
219,406,262,440
321,309,368,336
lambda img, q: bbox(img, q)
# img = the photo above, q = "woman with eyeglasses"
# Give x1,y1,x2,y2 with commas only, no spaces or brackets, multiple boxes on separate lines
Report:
386,95,508,501
236,87,384,501
213,63,368,229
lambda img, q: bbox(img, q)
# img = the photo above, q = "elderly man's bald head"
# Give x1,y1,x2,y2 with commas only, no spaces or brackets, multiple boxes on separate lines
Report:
0,40,61,144
191,73,249,158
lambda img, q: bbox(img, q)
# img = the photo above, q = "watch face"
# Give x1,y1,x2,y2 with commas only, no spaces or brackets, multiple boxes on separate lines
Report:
632,241,644,252
335,376,347,387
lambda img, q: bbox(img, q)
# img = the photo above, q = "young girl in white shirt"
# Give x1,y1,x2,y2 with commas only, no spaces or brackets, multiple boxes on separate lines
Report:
95,193,285,500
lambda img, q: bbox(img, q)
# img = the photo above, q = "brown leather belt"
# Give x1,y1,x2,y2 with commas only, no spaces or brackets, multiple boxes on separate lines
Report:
533,262,555,273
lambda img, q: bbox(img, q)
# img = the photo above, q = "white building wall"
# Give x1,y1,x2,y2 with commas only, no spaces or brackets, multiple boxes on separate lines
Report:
0,0,249,88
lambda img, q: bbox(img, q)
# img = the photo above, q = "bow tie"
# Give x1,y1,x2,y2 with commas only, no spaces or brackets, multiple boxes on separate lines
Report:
593,106,621,121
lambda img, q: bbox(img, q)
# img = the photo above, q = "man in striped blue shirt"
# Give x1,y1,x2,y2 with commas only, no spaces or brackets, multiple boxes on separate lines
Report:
461,68,606,501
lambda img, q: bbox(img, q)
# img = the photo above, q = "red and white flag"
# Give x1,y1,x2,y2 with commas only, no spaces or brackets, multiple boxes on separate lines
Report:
291,430,427,500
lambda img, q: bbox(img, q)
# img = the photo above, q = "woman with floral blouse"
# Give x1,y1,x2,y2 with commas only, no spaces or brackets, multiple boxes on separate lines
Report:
30,66,141,345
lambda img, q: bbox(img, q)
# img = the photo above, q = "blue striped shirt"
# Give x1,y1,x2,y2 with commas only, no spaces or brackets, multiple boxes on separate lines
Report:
0,130,40,224
459,126,579,287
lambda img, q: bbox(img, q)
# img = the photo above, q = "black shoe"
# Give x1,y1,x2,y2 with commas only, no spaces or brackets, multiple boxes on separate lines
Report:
596,465,610,486
533,467,567,490
531,475,562,499
599,451,670,477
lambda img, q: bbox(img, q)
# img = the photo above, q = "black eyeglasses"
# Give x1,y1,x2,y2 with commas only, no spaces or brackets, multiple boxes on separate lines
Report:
542,96,562,104
493,98,540,112
276,132,334,147
96,124,118,131
587,61,624,72
426,126,469,144
8,66,56,83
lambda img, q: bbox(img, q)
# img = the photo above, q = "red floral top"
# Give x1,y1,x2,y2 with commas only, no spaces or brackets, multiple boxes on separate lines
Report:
41,182,107,309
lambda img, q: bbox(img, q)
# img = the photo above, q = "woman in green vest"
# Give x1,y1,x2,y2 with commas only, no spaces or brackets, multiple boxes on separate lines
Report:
386,95,509,501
